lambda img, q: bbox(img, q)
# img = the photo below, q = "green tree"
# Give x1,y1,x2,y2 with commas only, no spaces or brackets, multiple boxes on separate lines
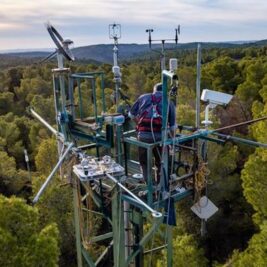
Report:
0,195,59,267
0,92,14,115
157,234,207,267
0,113,24,163
35,138,58,176
33,138,77,266
202,56,241,94
226,222,267,267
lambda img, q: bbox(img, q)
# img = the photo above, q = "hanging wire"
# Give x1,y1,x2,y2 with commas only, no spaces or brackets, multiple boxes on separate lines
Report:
194,160,210,211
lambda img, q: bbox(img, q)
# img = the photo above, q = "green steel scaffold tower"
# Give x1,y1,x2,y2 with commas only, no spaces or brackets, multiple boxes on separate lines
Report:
31,22,267,267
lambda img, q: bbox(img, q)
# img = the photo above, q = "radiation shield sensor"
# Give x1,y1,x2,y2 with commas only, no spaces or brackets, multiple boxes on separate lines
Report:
191,196,218,220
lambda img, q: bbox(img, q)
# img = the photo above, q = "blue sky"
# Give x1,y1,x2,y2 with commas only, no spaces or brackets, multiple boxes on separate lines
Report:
0,0,267,50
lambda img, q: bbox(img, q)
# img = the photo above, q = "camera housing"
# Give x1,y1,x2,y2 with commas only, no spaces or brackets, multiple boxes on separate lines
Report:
201,89,233,106
201,89,233,126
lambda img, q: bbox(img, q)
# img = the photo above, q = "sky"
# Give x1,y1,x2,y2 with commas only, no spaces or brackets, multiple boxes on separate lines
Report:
0,0,267,50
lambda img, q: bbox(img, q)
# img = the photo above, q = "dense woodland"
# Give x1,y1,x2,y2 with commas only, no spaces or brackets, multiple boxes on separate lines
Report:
0,44,267,267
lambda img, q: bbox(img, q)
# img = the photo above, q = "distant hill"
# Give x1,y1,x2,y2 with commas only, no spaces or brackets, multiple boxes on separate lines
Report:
6,51,52,58
1,39,267,65
71,40,267,63
0,54,37,69
72,44,150,63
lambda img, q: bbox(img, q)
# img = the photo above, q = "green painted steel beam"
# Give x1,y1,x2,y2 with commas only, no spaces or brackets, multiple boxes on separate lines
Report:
199,135,225,145
70,129,112,148
79,183,113,226
153,189,193,209
147,147,153,206
77,79,83,119
121,194,147,211
126,217,163,265
91,79,98,121
123,136,160,149
100,73,106,112
90,232,113,243
164,131,210,145
73,186,83,267
71,71,105,77
71,74,95,79
212,132,267,148
112,187,125,267
143,244,168,254
167,226,173,267
81,247,96,267
122,129,136,137
95,241,113,266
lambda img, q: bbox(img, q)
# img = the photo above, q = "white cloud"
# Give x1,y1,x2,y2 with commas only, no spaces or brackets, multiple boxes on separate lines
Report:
0,0,267,49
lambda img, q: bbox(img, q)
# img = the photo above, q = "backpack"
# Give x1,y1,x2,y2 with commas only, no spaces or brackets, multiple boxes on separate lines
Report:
137,94,162,132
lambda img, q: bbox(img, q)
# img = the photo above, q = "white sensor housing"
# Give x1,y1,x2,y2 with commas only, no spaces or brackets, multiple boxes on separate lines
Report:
112,66,121,76
169,58,178,72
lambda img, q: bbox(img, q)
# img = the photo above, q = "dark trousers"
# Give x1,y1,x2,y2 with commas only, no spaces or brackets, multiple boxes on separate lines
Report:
138,136,162,184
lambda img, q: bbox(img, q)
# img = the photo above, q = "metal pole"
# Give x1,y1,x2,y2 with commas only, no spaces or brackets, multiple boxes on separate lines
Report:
57,53,68,139
33,142,74,203
161,41,166,71
73,181,83,267
196,44,201,129
24,149,31,181
213,133,267,148
213,116,267,132
112,186,125,267
68,76,75,120
92,78,98,122
101,73,106,112
166,226,173,267
123,201,130,262
106,173,162,218
161,71,173,195
30,108,59,137
113,40,120,111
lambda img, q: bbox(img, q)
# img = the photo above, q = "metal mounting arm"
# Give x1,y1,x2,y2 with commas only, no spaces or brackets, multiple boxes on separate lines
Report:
30,108,57,136
33,142,74,203
105,173,162,218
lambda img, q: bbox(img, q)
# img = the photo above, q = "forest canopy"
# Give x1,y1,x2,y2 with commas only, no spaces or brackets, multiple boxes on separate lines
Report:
0,43,266,266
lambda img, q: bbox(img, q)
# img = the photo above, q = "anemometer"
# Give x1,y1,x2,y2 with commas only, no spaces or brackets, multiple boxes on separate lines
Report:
109,23,121,40
146,25,180,70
